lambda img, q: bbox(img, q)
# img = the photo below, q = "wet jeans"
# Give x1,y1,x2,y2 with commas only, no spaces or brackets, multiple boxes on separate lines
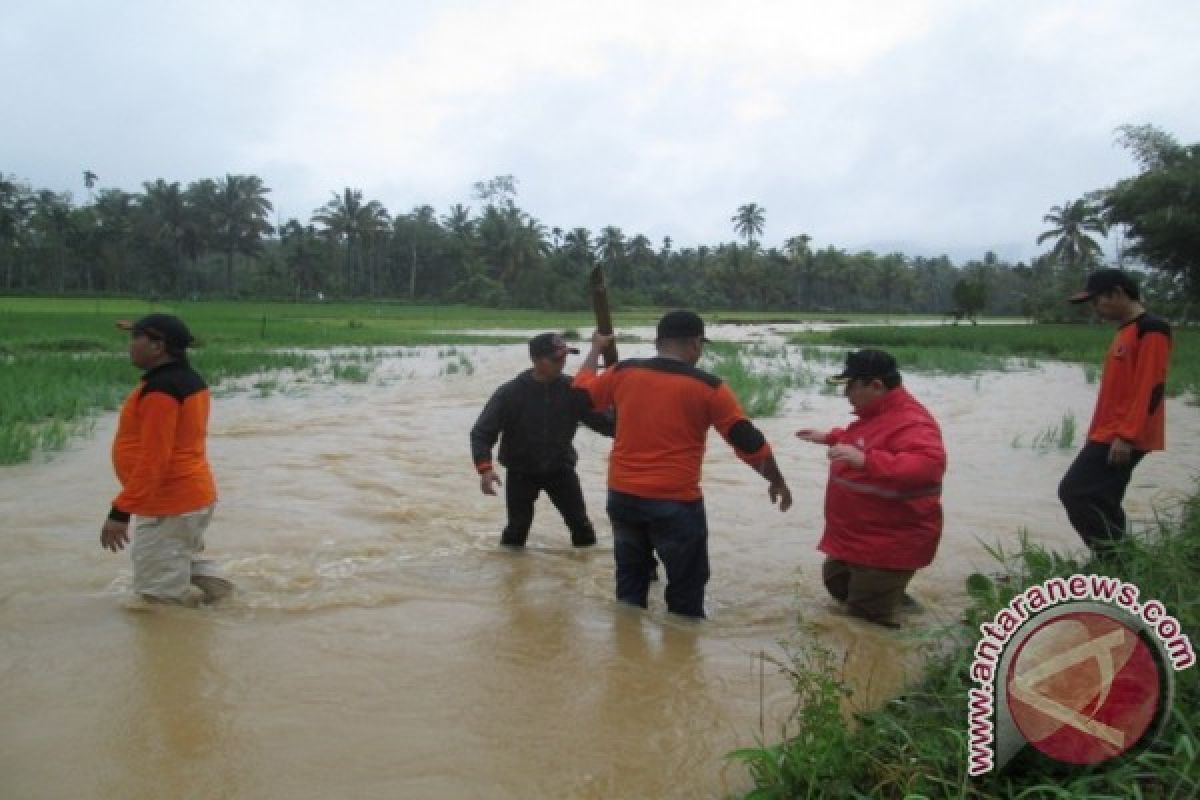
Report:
606,490,709,618
1058,440,1146,554
503,467,597,547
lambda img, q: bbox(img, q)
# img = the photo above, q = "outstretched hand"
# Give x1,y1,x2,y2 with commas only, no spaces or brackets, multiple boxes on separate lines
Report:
795,428,830,445
480,469,502,496
769,481,793,512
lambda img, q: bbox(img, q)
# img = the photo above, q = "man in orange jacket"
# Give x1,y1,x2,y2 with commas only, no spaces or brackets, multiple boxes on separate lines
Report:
574,310,792,618
1059,269,1172,555
796,349,946,628
101,314,232,604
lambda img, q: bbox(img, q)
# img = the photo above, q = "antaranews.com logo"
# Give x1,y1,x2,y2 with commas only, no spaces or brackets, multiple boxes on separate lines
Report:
967,573,1195,775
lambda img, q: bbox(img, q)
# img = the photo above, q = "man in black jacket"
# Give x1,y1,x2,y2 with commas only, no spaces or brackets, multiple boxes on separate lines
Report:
471,333,615,547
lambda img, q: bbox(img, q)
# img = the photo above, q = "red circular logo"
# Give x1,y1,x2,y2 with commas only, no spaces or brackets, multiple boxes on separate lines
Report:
1005,611,1161,765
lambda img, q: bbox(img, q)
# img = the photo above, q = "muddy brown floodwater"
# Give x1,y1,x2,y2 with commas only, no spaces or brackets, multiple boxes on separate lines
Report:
2,336,1198,799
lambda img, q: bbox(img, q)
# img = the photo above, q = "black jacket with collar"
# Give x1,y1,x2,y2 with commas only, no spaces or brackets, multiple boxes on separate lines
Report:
470,369,614,474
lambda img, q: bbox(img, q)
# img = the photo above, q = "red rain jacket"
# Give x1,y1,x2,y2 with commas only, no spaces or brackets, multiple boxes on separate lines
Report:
818,386,946,571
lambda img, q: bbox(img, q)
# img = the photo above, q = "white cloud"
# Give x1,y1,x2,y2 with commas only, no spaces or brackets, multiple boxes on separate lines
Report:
3,0,1199,262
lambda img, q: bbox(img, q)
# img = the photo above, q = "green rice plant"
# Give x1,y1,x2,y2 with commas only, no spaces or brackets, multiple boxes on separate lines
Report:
0,347,327,464
253,379,278,397
1057,410,1077,449
703,343,811,417
330,362,371,383
0,425,38,465
1028,412,1077,452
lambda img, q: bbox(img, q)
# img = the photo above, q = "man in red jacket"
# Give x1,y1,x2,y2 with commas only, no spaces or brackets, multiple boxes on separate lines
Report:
1059,269,1171,555
796,349,946,628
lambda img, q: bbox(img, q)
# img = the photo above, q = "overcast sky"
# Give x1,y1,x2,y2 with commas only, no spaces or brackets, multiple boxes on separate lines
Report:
4,0,1198,263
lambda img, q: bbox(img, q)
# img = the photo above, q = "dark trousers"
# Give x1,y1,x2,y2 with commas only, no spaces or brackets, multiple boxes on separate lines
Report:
607,490,709,618
502,467,597,547
1058,440,1146,554
822,557,914,628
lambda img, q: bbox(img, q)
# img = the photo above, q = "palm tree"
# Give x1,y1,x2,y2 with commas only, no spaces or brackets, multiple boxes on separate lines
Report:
201,174,274,296
279,219,325,299
563,227,592,267
140,179,188,294
1036,198,1106,271
732,203,766,246
785,234,814,304
92,188,137,292
83,170,98,204
441,204,474,240
398,204,440,299
313,188,389,295
0,175,35,289
31,190,74,292
596,226,626,287
476,205,548,288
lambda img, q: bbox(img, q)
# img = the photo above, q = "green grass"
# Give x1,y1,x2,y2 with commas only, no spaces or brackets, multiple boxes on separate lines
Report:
704,342,819,417
1012,411,1078,452
731,488,1200,799
789,324,1199,399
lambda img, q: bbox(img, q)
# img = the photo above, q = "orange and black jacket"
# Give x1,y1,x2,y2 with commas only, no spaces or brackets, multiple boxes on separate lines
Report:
109,360,217,522
573,357,772,502
1088,313,1171,452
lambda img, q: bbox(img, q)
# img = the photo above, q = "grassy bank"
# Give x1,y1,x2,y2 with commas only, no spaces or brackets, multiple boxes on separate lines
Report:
731,490,1200,799
790,324,1199,399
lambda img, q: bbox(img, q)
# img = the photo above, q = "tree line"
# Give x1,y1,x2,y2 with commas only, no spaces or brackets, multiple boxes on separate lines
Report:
2,125,1195,319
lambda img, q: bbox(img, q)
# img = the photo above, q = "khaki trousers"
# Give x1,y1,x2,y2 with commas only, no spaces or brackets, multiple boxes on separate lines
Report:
131,504,229,603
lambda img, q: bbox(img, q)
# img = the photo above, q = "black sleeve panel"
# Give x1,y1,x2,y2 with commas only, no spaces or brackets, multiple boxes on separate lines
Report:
727,419,766,455
1136,314,1172,340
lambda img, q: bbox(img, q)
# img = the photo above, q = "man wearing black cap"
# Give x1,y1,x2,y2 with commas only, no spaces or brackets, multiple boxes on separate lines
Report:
796,349,945,628
574,310,792,619
1059,269,1172,555
470,332,615,548
102,314,232,604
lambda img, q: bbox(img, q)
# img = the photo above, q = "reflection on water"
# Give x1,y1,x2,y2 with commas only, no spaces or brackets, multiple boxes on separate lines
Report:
1,342,1197,798
100,609,248,800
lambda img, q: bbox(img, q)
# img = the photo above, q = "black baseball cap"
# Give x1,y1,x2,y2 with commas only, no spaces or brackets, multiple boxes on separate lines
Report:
528,332,578,359
828,349,900,385
1068,269,1140,304
116,313,195,351
656,310,710,341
